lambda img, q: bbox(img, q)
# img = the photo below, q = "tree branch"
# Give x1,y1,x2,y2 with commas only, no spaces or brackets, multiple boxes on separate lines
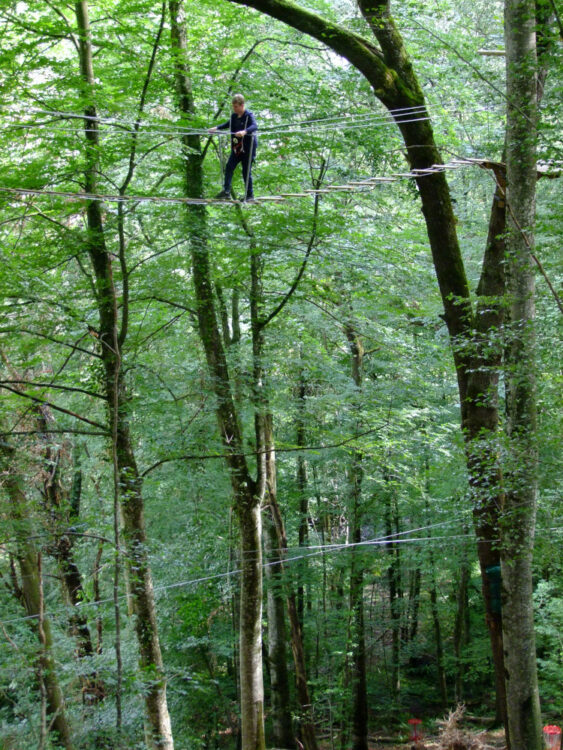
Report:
0,380,105,400
0,329,102,359
224,0,392,97
141,426,383,476
259,169,324,329
0,385,108,431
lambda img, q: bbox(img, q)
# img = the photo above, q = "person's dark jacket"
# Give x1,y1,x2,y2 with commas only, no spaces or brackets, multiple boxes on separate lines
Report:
216,110,258,156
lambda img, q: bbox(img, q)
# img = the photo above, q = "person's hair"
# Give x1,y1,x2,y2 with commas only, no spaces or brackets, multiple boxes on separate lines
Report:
232,93,245,105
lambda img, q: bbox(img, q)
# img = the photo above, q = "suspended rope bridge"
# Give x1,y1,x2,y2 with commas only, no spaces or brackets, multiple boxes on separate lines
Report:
0,158,493,207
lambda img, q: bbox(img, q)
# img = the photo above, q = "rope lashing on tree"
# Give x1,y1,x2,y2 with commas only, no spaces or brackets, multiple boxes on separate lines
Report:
0,157,486,206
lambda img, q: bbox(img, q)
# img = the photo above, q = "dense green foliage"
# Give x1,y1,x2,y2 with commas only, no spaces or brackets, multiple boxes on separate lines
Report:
0,0,561,748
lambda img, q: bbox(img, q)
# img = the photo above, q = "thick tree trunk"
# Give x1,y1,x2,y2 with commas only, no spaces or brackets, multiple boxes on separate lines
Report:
74,4,174,746
0,444,74,750
501,0,542,746
465,172,509,730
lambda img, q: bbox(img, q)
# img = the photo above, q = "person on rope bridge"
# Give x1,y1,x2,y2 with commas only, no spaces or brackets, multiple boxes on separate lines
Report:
208,93,258,202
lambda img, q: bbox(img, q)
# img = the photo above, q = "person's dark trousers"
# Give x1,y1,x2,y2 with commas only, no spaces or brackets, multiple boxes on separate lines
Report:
224,150,254,199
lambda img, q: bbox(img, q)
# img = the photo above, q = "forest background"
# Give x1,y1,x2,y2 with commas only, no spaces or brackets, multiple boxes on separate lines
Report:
0,0,561,749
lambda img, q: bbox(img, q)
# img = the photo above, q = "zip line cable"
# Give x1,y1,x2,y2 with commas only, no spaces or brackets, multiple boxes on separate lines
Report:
0,517,482,627
1,106,428,138
29,103,428,128
16,512,563,623
4,517,562,628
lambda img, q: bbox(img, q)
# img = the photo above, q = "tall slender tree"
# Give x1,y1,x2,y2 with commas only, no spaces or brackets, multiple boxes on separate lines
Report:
501,0,542,745
72,4,174,746
169,4,266,747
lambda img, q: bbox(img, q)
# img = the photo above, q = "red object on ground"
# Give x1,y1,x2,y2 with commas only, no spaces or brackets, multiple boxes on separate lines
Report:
408,717,423,741
543,725,562,750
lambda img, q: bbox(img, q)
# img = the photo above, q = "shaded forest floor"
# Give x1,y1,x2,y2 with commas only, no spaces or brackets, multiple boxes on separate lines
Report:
316,723,507,750
365,726,506,749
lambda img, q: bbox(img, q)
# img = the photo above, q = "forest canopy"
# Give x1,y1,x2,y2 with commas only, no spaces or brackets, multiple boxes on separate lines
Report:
0,1,561,749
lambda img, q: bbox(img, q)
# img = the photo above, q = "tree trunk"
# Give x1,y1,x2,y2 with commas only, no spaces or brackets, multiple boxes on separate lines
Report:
421,483,448,710
37,411,104,701
268,493,320,750
264,510,295,749
74,4,174,746
384,491,401,699
0,443,74,750
501,0,542,745
428,558,448,709
296,355,308,629
250,231,316,748
348,514,368,750
406,566,421,644
453,548,470,702
465,171,509,730
168,5,266,748
239,502,266,750
343,319,368,750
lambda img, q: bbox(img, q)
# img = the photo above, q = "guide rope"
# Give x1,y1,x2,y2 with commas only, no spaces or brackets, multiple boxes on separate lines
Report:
2,104,480,140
